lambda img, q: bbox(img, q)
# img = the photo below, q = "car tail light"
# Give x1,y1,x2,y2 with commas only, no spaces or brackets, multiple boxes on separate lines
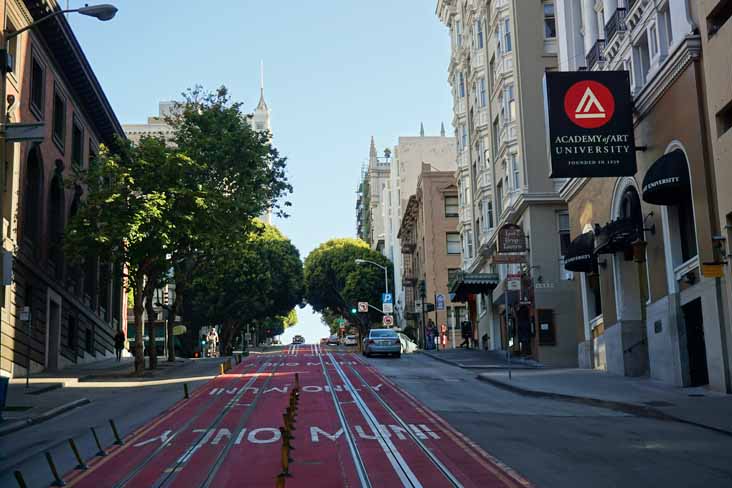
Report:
368,339,375,344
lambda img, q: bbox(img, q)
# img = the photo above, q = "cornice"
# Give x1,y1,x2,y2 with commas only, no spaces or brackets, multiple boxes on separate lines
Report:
559,177,589,202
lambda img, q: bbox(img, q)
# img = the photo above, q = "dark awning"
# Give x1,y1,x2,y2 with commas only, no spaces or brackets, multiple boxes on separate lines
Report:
641,149,690,205
448,271,499,303
594,219,639,255
564,232,596,273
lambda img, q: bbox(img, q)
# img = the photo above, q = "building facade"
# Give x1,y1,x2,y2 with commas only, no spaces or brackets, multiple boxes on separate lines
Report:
1,0,126,377
437,0,579,367
398,165,462,345
555,0,732,392
384,132,457,325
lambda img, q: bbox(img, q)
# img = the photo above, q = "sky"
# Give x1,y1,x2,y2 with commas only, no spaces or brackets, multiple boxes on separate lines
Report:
69,0,454,341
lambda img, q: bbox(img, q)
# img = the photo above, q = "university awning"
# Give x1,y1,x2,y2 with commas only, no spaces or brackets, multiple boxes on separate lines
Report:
449,271,500,303
564,232,596,273
641,149,690,205
594,218,640,255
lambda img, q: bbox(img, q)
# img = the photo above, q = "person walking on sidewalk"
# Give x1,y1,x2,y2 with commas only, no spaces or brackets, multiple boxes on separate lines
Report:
114,329,125,361
459,321,472,348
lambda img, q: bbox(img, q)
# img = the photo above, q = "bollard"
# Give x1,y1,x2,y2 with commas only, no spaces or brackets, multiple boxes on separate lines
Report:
91,427,107,456
45,452,66,487
68,438,88,470
183,383,190,400
109,419,124,445
276,474,286,488
279,436,292,478
219,363,225,375
294,373,300,390
283,412,295,432
14,470,28,488
280,426,294,451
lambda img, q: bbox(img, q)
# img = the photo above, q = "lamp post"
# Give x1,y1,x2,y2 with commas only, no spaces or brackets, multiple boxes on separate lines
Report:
354,258,389,295
0,3,117,377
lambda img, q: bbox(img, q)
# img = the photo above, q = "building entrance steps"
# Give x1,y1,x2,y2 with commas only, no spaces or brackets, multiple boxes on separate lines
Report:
422,348,543,369
476,368,732,436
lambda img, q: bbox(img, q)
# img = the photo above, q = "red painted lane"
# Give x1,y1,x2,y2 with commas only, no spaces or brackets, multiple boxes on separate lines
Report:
348,354,533,488
65,355,266,487
336,355,451,488
182,354,303,487
322,354,405,488
284,353,362,488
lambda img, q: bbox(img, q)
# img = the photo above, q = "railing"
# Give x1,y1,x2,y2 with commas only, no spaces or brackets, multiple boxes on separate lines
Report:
401,240,416,254
604,8,627,43
586,39,606,69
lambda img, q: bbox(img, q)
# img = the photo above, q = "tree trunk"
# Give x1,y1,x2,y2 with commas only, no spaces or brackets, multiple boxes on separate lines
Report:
168,279,184,362
132,285,145,376
144,285,157,370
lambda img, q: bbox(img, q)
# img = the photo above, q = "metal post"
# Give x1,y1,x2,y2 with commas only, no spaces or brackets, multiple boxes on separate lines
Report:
109,419,123,445
44,452,66,487
90,427,107,456
25,312,31,389
450,307,456,349
384,266,389,296
68,438,88,470
505,263,511,381
14,470,28,488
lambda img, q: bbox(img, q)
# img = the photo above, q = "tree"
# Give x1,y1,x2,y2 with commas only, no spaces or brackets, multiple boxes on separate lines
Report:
189,222,303,352
65,137,196,374
163,86,292,361
304,238,393,335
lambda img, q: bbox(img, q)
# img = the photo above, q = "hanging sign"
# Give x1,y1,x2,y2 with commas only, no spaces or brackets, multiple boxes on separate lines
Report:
543,71,636,178
497,224,526,253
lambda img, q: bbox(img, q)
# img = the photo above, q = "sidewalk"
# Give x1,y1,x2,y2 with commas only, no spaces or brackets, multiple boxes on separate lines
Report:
1,355,195,436
422,347,543,369
477,368,732,435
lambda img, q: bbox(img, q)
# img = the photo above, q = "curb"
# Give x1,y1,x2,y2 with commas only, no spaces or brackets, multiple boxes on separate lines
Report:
421,351,540,370
0,398,91,437
475,374,732,437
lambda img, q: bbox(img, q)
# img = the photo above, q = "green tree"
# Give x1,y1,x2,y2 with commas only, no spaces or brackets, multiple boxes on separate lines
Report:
65,137,197,374
190,222,304,351
304,238,393,335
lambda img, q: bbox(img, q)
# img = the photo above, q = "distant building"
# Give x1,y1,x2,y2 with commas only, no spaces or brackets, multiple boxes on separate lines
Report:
122,101,176,145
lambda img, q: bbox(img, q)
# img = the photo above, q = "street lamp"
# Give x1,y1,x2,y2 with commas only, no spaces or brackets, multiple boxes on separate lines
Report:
355,258,389,296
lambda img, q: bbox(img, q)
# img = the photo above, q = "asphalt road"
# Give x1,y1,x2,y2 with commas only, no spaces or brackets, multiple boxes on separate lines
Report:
370,352,732,488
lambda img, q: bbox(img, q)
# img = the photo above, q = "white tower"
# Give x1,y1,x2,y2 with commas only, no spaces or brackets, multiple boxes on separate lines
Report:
252,61,271,134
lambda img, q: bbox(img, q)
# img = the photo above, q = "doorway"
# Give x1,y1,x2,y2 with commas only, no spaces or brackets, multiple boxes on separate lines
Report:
46,300,61,370
682,298,708,386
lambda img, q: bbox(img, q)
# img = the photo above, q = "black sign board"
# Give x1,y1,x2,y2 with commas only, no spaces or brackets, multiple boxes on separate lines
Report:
498,224,526,253
544,71,636,178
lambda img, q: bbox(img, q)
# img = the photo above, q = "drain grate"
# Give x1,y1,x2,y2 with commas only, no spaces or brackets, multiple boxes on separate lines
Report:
642,400,674,407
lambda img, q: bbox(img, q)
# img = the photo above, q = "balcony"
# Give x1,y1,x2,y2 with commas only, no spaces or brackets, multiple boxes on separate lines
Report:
402,260,417,285
401,239,416,254
604,8,627,43
586,39,606,70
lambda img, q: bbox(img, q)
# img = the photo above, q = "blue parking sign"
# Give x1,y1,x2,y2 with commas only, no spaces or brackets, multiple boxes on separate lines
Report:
436,294,445,311
382,293,393,304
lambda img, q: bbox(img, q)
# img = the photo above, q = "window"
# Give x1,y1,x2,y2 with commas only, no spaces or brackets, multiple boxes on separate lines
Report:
717,98,732,137
461,125,468,148
544,1,557,38
492,117,500,150
479,77,487,107
445,196,459,217
504,18,512,52
489,56,496,91
476,18,484,49
52,88,66,149
88,142,98,169
456,20,462,47
707,0,732,37
585,273,603,320
661,8,673,45
7,20,18,77
496,181,504,216
447,233,461,254
486,200,494,229
459,72,465,98
558,211,571,258
510,153,520,190
71,119,83,167
505,84,516,121
30,56,45,117
632,35,651,86
649,24,659,58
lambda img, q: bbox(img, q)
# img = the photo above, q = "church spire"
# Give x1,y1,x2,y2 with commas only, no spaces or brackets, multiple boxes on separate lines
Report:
369,136,377,165
420,122,425,137
440,122,446,137
256,60,268,111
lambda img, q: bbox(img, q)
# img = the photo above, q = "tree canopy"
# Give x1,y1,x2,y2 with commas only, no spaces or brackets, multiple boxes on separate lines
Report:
304,238,393,332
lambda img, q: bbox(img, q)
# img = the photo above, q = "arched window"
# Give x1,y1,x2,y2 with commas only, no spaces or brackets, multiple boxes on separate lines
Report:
23,147,43,244
48,160,66,279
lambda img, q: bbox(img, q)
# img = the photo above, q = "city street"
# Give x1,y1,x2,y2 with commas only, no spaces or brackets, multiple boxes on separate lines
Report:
4,346,731,487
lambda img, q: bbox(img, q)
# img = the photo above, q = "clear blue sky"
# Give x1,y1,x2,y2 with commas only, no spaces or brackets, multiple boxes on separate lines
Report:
70,1,453,339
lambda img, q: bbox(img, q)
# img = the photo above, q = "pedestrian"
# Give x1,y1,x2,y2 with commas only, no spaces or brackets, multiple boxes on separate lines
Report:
482,333,489,351
459,321,470,348
114,329,125,361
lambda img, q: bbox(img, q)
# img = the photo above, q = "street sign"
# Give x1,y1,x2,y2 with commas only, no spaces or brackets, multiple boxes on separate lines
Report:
382,302,393,313
382,315,394,326
382,293,393,304
701,263,724,278
436,294,445,311
498,224,527,253
507,274,522,291
6,122,45,143
357,302,368,313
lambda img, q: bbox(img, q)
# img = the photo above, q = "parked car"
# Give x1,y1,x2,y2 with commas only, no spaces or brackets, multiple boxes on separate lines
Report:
292,335,305,344
326,335,340,346
320,337,328,345
362,329,401,358
344,335,357,346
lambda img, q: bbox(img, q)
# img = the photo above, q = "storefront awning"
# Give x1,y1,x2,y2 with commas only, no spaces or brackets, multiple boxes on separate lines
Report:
641,149,690,205
594,218,640,255
448,271,499,303
564,232,596,273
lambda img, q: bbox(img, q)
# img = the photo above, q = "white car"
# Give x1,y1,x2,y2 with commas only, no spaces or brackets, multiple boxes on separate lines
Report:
344,335,357,346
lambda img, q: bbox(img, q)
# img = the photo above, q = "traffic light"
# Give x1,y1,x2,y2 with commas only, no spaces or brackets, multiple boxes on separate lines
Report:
418,280,427,298
351,307,357,314
425,303,435,312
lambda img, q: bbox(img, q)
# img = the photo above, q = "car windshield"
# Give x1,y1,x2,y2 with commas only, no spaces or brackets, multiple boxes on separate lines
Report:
370,330,397,338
